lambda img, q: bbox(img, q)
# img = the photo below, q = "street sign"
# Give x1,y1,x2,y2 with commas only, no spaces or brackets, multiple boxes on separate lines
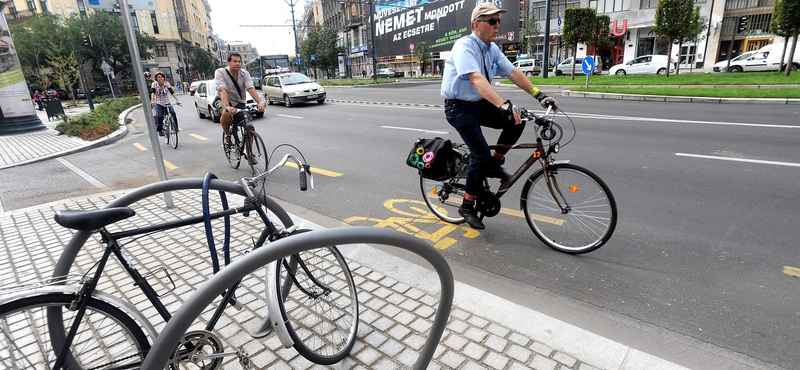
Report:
86,0,157,10
310,54,316,61
409,43,415,51
557,17,562,27
582,56,595,74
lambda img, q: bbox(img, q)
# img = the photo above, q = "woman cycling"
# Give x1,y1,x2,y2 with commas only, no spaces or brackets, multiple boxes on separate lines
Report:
150,71,182,136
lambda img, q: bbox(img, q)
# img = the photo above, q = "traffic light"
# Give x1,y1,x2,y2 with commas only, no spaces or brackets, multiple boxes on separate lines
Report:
83,35,93,47
737,16,748,33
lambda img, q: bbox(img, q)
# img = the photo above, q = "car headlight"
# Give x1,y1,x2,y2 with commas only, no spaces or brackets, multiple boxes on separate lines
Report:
318,87,325,92
294,91,303,96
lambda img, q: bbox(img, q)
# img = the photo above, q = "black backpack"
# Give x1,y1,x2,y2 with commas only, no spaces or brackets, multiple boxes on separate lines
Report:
406,137,456,181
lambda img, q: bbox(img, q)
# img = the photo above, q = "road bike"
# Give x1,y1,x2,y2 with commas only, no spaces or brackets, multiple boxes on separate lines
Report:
224,108,267,176
0,153,360,368
420,106,618,254
156,102,181,149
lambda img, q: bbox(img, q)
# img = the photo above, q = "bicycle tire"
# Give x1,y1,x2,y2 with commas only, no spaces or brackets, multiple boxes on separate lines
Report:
420,175,466,224
163,115,172,145
169,117,178,149
247,131,268,176
224,130,241,169
273,246,358,365
0,293,150,370
521,163,617,254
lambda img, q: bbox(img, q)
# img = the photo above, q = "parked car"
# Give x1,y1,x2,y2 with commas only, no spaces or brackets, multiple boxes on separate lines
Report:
262,73,326,107
188,81,202,95
715,43,799,73
74,88,86,99
89,87,112,97
608,55,675,75
44,89,59,99
513,59,541,76
554,57,602,76
55,89,69,100
375,68,403,78
193,80,222,123
712,51,762,73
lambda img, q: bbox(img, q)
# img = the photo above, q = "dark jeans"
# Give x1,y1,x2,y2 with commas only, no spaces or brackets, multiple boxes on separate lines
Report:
154,104,177,132
444,99,526,197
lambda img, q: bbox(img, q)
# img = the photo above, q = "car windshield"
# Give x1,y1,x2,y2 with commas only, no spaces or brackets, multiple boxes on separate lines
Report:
734,51,758,61
280,74,312,85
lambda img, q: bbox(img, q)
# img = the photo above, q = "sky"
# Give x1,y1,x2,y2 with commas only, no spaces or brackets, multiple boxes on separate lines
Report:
206,0,303,56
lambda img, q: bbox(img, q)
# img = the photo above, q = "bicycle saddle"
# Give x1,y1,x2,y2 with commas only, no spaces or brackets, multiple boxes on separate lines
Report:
54,207,136,231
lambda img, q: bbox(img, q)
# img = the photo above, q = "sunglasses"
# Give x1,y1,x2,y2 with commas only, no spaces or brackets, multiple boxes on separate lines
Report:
477,18,501,26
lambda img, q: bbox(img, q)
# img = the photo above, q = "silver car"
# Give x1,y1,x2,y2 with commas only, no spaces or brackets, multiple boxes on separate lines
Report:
262,73,326,107
554,57,602,76
193,80,222,123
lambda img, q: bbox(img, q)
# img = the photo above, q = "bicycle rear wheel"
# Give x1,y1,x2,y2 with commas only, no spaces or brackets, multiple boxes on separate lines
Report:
521,163,617,254
169,117,178,149
420,175,466,224
223,129,241,169
273,246,358,365
0,292,150,369
247,131,268,176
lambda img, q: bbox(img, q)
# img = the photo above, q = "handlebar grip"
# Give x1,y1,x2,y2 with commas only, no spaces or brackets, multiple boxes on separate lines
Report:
299,171,308,191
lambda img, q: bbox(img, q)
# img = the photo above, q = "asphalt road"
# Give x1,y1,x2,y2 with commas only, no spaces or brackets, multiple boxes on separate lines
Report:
1,83,799,369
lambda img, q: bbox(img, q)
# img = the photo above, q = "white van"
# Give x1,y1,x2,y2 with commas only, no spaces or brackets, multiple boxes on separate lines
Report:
720,43,799,72
512,59,541,76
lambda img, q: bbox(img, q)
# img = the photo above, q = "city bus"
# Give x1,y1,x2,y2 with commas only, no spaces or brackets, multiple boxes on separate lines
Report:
245,54,291,88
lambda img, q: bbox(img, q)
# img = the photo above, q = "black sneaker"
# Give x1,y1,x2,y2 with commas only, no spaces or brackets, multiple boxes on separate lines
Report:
158,130,164,136
459,205,485,230
486,164,512,183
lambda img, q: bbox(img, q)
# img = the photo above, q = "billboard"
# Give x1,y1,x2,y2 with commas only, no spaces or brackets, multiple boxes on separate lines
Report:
373,0,519,56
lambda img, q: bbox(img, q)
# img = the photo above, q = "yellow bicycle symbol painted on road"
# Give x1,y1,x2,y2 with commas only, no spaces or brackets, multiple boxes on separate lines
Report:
343,199,479,250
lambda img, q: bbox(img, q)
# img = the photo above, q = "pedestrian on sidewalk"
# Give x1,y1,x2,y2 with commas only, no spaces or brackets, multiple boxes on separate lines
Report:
33,90,44,111
176,81,182,94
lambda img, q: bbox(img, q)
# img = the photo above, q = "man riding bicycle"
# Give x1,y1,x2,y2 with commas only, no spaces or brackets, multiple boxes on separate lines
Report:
214,53,265,148
441,3,558,230
150,71,182,136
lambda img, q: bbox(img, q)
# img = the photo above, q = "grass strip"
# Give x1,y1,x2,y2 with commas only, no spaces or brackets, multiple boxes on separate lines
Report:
571,86,800,98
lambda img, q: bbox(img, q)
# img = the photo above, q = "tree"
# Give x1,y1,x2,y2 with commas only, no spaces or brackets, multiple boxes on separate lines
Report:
9,13,71,86
771,0,791,72
300,25,343,78
775,0,800,76
520,12,542,56
652,0,704,76
191,49,215,79
562,8,597,80
412,42,431,76
587,15,611,66
47,46,81,102
64,12,156,80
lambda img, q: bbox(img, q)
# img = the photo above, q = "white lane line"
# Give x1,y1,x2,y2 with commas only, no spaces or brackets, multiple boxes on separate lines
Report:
569,112,798,129
55,158,110,189
675,153,800,168
276,114,303,119
381,126,450,135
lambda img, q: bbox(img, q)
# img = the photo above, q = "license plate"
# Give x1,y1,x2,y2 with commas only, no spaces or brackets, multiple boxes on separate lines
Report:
307,95,317,99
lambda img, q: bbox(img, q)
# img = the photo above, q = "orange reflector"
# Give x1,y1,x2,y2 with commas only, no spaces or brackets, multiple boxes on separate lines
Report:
432,187,437,196
568,185,579,192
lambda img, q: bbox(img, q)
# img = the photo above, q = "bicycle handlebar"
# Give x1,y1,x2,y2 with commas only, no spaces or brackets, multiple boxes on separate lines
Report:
237,153,314,200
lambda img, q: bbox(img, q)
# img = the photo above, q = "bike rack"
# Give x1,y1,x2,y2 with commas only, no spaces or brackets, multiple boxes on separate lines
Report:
141,227,454,370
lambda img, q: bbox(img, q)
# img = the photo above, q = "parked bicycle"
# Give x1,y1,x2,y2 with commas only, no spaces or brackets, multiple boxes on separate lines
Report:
158,102,182,149
0,152,360,368
224,108,267,176
420,106,618,254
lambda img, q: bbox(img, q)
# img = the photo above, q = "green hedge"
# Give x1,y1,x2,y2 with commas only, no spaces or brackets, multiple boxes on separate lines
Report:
55,97,140,140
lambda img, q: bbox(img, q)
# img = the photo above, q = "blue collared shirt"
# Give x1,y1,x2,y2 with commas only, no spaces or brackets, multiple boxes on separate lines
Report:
441,33,515,101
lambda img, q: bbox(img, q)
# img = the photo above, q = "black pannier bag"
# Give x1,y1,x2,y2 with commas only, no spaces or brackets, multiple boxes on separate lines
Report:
406,137,456,181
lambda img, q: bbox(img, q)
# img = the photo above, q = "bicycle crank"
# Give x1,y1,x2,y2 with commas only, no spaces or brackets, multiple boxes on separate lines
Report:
168,330,230,370
476,191,501,218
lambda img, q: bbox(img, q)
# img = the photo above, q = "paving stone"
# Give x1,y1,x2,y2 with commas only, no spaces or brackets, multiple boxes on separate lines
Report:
553,352,578,367
530,354,558,370
483,351,510,369
462,342,488,360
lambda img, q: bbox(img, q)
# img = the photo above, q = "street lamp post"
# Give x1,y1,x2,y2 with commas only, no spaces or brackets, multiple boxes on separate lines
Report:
369,0,377,81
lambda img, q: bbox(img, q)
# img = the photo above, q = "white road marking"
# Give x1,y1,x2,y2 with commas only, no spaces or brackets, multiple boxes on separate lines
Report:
381,126,449,135
276,114,303,119
55,158,109,189
675,153,800,168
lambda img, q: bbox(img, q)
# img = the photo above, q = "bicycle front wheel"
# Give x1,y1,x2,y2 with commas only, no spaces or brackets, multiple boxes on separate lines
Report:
521,163,617,254
247,131,268,176
163,116,172,145
274,246,358,365
420,175,466,224
0,293,150,369
223,130,241,169
169,118,178,149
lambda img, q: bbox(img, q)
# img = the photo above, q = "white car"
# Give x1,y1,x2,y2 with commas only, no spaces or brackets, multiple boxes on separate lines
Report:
262,73,326,107
609,55,675,75
712,51,760,73
193,80,222,123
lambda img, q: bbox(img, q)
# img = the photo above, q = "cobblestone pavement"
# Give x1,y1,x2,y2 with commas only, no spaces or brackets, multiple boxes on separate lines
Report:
0,188,688,369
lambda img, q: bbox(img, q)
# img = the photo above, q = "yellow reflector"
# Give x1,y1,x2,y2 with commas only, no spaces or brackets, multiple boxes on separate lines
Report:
568,185,579,192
